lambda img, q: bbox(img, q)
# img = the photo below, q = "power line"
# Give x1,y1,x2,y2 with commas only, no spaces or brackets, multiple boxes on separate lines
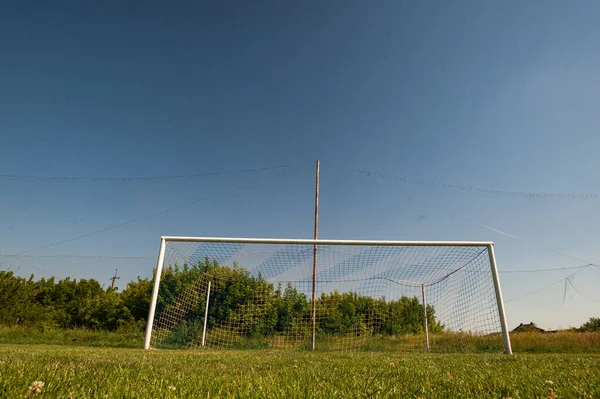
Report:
0,169,289,263
0,165,289,183
562,278,569,306
500,264,595,273
330,164,600,199
7,256,48,275
506,267,589,303
1,254,153,260
566,278,600,304
2,255,594,272
506,278,564,303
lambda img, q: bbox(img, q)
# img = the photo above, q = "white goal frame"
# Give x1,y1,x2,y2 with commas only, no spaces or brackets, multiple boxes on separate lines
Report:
143,236,513,354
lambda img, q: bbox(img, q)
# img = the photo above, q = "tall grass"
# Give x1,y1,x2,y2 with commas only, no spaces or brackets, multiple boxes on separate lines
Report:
1,325,599,353
511,331,600,353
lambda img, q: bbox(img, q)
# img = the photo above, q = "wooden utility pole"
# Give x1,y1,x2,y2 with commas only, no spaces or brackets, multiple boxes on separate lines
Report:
311,160,320,351
110,269,120,290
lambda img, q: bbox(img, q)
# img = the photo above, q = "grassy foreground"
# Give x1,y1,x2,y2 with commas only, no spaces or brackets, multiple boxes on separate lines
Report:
1,345,599,398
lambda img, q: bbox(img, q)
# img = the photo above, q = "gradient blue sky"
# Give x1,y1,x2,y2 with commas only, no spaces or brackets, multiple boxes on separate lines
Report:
1,0,600,330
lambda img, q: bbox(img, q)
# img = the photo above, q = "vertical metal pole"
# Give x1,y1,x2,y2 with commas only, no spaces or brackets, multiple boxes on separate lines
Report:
487,244,513,354
311,160,320,351
201,281,211,348
422,284,430,352
144,238,167,349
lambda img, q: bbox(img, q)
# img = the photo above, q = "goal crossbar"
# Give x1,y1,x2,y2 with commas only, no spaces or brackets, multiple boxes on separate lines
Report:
160,236,494,247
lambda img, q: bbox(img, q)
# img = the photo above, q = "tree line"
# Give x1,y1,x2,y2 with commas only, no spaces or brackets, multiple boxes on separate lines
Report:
0,270,148,331
1,257,441,340
2,258,599,341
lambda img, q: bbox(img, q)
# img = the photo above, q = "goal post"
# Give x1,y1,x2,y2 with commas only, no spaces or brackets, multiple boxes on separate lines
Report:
487,243,512,354
143,237,167,351
144,236,512,354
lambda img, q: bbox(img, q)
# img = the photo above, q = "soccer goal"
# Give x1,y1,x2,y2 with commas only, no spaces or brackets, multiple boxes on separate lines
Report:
144,236,512,353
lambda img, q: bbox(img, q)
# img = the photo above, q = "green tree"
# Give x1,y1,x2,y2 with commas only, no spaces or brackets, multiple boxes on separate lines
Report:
578,317,600,332
121,277,153,321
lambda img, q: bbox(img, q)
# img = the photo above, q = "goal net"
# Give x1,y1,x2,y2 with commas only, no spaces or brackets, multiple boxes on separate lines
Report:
144,237,512,353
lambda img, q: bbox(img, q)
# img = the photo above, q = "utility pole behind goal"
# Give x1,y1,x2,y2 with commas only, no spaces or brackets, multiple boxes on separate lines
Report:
311,160,320,351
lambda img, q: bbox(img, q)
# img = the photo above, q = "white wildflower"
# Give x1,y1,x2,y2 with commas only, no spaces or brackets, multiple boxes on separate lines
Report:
168,385,176,391
28,381,45,394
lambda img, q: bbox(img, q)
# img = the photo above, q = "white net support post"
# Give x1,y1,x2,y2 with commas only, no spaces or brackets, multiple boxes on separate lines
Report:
422,284,430,352
144,237,512,354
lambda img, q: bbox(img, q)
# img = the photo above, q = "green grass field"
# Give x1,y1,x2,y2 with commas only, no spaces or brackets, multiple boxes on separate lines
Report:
1,328,599,397
1,344,600,398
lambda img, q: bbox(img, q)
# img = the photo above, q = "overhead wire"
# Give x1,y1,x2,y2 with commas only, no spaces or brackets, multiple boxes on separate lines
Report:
506,266,590,303
330,164,600,199
0,164,290,183
9,256,48,275
499,264,594,273
1,254,153,260
1,256,593,273
566,278,600,304
0,167,291,267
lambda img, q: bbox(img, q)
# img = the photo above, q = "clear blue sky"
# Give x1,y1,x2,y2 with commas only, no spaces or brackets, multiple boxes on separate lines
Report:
1,0,600,330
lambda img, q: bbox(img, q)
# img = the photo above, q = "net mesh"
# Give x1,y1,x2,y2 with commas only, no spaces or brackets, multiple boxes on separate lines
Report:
149,240,506,352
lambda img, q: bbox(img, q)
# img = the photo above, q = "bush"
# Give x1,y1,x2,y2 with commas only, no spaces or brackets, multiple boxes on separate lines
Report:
578,317,600,332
